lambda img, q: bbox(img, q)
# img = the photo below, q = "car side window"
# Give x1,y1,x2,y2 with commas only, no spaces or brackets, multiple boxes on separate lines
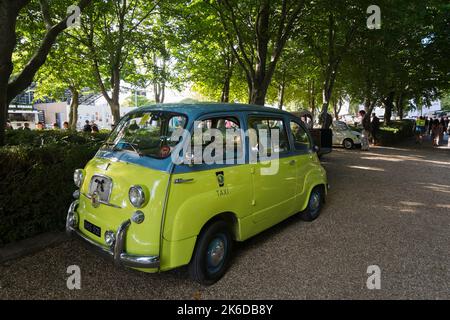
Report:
192,116,243,162
290,120,311,151
248,117,290,155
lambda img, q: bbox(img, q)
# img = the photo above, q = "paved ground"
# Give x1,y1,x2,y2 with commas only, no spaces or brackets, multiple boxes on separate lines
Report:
1,140,449,299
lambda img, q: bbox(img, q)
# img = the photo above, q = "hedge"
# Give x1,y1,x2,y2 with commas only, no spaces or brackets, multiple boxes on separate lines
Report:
378,120,415,145
0,130,109,245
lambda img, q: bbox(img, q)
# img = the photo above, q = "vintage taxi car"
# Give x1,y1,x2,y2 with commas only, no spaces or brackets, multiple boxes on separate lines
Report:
66,103,328,285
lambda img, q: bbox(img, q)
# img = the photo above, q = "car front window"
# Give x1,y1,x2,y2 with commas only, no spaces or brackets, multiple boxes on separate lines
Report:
103,111,187,159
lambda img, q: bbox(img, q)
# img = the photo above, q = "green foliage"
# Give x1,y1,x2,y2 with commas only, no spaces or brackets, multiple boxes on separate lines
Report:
441,92,450,111
0,130,107,245
122,95,155,108
349,120,415,145
378,120,415,144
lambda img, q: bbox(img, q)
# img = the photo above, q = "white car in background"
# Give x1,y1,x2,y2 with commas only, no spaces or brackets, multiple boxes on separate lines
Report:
332,121,362,149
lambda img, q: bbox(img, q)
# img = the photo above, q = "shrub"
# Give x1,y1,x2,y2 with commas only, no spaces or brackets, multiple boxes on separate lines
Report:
0,130,108,245
378,120,414,145
349,120,414,145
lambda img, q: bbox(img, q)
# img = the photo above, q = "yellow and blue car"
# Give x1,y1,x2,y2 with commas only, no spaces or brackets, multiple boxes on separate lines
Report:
66,103,328,285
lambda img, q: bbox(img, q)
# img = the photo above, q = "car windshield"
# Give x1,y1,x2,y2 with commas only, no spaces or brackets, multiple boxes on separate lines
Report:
333,122,349,131
102,111,187,159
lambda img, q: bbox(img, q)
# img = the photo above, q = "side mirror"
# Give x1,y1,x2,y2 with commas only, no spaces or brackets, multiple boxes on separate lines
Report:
313,145,320,153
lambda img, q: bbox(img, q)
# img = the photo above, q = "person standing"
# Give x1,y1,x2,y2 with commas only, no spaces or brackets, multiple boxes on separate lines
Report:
415,116,426,144
438,118,445,145
370,113,380,145
5,120,13,130
359,110,370,151
431,119,440,146
91,121,99,133
83,120,92,132
428,117,433,136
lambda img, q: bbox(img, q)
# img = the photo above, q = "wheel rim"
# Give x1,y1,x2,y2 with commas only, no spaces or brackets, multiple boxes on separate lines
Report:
344,140,352,149
206,234,227,274
310,191,321,212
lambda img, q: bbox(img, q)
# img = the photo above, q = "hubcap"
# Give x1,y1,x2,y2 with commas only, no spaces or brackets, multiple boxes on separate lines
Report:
207,235,227,273
310,192,321,211
344,140,352,149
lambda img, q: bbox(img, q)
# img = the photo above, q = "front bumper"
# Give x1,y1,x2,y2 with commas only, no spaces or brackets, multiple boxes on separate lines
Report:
66,200,160,269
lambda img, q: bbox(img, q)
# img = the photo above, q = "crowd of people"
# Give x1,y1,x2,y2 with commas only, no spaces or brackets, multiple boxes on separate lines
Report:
414,116,449,146
5,120,100,133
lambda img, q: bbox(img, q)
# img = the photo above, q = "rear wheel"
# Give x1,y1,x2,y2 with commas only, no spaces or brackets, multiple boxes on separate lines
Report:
301,186,324,221
343,139,354,149
188,220,232,285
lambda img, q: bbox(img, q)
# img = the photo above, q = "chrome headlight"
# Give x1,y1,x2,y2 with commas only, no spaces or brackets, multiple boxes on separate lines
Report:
74,169,84,188
129,185,146,208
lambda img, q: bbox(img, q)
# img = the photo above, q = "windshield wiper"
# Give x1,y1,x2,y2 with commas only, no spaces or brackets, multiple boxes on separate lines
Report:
113,142,144,157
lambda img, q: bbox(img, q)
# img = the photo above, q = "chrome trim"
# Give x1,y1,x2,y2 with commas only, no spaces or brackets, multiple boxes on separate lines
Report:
159,167,174,267
114,219,131,266
81,192,122,209
73,190,80,199
128,185,146,208
174,178,194,184
66,203,159,269
88,173,113,203
66,200,79,234
131,210,145,224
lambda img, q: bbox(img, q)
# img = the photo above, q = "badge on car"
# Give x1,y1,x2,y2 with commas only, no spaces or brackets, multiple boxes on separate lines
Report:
216,171,224,187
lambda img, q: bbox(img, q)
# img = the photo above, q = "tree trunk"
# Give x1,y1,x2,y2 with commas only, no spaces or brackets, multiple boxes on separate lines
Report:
332,98,342,120
69,88,79,130
0,1,22,146
277,78,286,110
383,91,395,125
110,102,121,125
154,82,161,103
308,79,316,117
221,75,231,103
250,80,268,105
396,93,404,120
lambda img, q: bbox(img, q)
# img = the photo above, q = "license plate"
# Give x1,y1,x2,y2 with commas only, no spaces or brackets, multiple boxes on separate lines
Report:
84,220,101,237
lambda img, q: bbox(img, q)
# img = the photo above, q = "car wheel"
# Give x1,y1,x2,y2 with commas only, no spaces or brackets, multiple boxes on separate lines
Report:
188,220,232,285
343,139,354,149
301,186,324,221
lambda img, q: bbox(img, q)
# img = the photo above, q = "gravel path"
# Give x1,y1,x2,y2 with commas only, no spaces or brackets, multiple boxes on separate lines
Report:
1,144,449,299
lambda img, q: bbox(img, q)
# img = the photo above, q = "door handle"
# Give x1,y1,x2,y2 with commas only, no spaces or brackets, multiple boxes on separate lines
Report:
174,178,194,184
289,160,296,165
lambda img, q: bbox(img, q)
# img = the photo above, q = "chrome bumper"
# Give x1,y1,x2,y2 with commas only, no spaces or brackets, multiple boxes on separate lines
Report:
66,200,160,269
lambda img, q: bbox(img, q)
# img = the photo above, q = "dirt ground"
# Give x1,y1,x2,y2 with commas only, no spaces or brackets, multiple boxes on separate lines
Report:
1,142,449,299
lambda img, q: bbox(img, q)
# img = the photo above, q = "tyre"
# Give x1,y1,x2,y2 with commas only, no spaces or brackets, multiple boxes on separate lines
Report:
343,138,354,149
188,220,233,285
300,186,324,221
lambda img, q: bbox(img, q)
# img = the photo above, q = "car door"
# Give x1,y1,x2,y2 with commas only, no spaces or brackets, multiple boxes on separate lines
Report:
247,115,297,227
164,113,254,242
288,119,316,206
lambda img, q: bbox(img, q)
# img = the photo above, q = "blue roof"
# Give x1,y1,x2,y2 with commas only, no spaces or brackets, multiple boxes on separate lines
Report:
129,102,293,118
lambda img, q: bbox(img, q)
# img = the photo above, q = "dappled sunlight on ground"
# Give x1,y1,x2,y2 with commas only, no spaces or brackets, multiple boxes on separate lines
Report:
399,201,425,207
348,165,386,172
